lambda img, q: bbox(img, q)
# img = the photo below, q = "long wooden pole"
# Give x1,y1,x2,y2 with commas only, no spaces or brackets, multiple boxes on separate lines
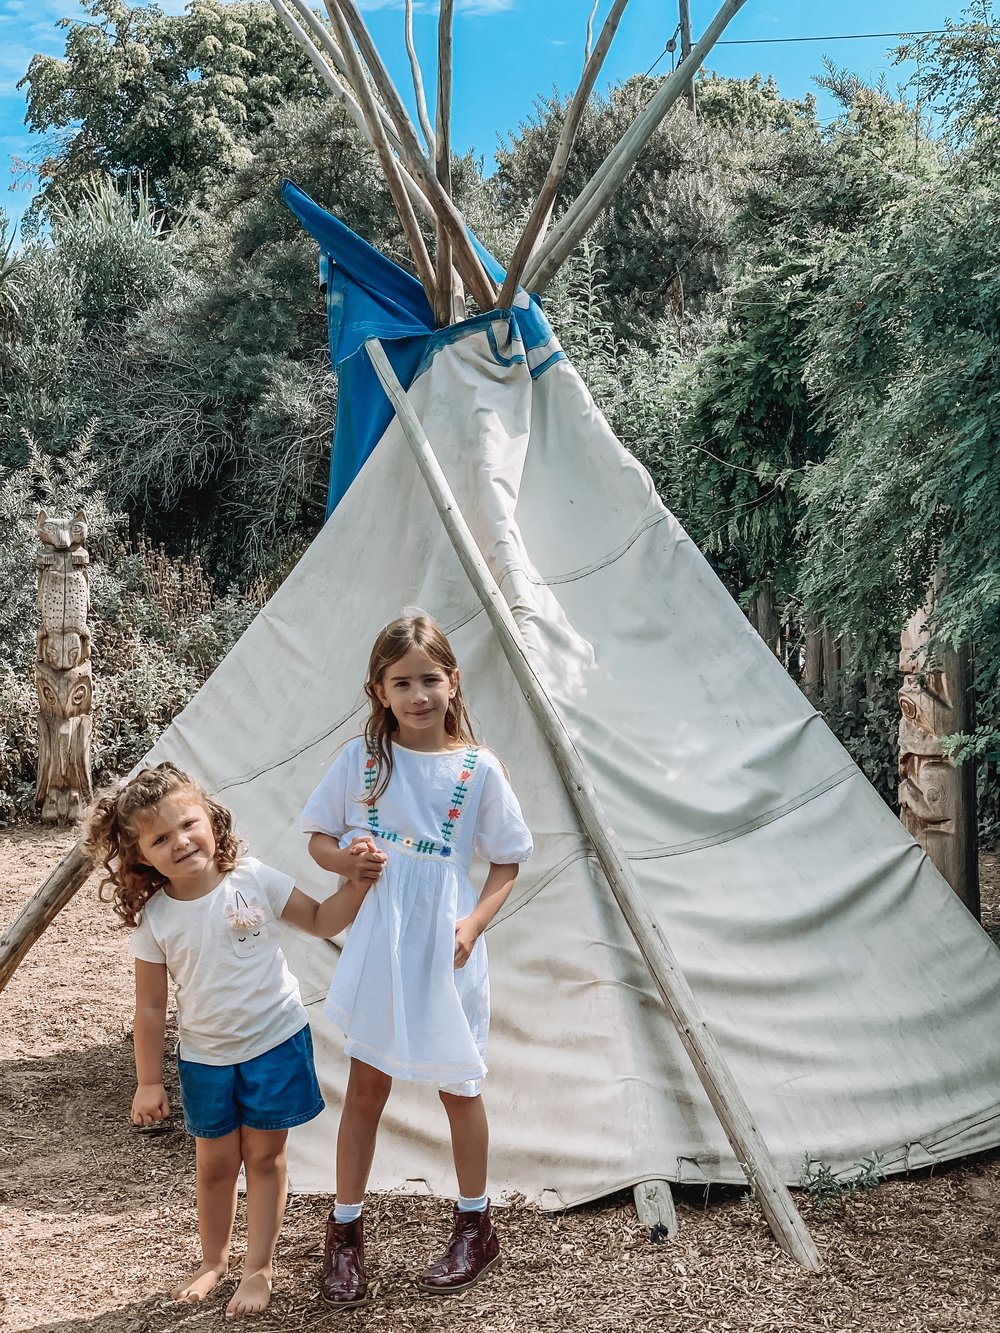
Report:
0,841,94,993
679,0,696,114
363,335,821,1273
497,0,631,307
325,0,498,312
322,0,438,305
279,0,405,157
434,0,460,327
404,0,436,155
521,0,747,292
269,0,436,225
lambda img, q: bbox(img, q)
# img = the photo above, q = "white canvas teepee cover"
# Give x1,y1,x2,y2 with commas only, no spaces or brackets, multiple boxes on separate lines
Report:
145,309,1000,1207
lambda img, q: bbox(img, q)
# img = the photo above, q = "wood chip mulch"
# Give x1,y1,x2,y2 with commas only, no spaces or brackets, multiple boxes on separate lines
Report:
2,827,998,1333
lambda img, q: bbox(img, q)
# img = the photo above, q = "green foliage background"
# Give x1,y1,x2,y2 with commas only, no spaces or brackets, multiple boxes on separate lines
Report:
2,0,998,841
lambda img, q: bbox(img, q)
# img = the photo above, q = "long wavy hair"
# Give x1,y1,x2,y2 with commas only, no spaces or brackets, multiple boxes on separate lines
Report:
85,762,242,927
363,615,478,803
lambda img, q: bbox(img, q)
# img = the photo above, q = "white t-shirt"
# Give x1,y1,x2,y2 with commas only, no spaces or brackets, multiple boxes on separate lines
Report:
128,856,308,1066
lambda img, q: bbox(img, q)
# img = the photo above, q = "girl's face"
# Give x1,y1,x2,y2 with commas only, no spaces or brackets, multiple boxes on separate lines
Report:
134,790,220,897
375,646,458,750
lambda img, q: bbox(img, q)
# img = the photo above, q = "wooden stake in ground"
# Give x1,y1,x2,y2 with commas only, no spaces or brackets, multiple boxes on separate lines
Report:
363,335,821,1273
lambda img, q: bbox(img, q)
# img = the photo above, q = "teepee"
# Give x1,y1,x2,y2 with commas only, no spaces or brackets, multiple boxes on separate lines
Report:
5,0,1000,1275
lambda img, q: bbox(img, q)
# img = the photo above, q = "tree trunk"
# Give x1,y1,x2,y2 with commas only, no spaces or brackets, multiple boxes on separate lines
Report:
750,580,780,659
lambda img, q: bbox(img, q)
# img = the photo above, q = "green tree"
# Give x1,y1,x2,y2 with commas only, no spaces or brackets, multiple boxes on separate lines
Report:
897,0,1000,171
1,177,184,464
20,0,323,223
668,82,937,611
801,179,1000,767
63,99,408,584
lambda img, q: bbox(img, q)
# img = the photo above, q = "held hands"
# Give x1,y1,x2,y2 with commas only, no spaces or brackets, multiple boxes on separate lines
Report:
344,836,387,888
454,915,481,969
131,1082,169,1126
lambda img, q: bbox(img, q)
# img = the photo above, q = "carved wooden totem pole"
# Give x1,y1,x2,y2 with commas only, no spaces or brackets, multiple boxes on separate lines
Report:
898,597,978,916
35,510,93,823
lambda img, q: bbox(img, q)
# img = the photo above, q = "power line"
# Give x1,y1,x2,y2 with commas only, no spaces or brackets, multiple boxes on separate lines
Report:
717,30,948,46
644,28,951,77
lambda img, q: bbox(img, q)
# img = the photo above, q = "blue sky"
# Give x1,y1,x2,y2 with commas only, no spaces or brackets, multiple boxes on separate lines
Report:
1,0,967,232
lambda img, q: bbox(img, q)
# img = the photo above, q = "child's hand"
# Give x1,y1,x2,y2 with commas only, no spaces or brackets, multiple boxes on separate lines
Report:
132,1083,170,1126
453,916,481,969
345,836,387,887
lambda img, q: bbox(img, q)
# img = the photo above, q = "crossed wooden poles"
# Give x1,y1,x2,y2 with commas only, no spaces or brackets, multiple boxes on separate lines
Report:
268,0,748,320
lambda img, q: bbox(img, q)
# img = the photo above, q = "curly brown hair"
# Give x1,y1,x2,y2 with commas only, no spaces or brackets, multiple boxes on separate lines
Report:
363,615,478,803
84,762,242,927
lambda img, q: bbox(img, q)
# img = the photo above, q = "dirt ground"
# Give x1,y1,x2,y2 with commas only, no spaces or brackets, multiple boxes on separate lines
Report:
1,826,999,1333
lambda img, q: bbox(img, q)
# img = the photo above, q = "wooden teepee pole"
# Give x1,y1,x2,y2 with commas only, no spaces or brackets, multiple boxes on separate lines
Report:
497,0,631,307
323,0,437,305
364,335,822,1273
0,840,95,993
522,0,747,292
433,0,464,327
278,0,403,156
324,0,498,312
404,0,435,155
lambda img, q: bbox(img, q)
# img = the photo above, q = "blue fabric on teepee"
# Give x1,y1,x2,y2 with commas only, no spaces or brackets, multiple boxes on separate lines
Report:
282,181,433,518
283,180,563,517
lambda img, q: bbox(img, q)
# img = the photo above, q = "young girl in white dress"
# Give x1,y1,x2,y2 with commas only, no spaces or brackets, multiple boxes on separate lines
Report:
301,613,532,1308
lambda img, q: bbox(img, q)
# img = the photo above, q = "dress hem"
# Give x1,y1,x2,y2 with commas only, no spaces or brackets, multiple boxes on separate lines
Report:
326,1002,488,1085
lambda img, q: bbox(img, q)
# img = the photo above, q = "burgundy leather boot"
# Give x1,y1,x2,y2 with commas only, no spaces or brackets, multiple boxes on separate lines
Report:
319,1211,370,1309
417,1201,501,1294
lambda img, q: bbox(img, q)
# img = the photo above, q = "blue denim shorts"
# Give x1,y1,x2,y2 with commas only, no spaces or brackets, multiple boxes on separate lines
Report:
177,1025,325,1139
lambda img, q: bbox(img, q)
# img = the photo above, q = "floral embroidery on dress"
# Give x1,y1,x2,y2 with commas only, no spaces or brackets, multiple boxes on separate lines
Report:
363,746,480,858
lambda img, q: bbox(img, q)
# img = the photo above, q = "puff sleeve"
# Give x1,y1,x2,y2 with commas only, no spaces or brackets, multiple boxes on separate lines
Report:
300,739,359,841
473,757,533,864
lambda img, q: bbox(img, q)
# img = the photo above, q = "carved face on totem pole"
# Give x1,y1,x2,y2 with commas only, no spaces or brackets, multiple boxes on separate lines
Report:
35,663,93,720
898,619,957,842
37,509,89,551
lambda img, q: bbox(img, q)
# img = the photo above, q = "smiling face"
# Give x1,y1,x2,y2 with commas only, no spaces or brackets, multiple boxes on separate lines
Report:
134,789,221,897
375,646,459,750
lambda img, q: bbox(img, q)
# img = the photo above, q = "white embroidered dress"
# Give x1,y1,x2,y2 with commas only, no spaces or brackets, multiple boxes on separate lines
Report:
301,738,532,1094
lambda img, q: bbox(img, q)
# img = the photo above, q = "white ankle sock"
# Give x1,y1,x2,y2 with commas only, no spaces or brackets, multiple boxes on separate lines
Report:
334,1200,364,1223
457,1193,488,1213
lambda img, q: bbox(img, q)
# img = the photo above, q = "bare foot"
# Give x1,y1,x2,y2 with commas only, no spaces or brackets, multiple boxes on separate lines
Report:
226,1270,272,1319
173,1261,228,1303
